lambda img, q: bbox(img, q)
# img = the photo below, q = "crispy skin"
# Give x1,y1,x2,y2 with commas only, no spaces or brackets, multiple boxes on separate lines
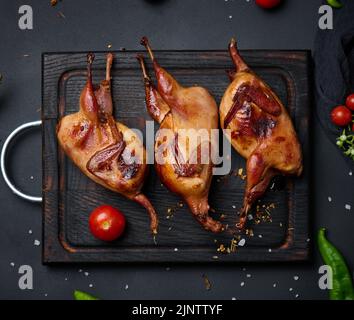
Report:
137,38,224,233
57,53,158,234
219,39,303,230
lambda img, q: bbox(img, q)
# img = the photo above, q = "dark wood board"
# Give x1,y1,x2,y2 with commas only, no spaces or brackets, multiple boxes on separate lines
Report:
42,50,311,264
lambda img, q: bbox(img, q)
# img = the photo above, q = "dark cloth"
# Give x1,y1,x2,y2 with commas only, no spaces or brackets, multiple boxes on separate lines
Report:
314,0,354,168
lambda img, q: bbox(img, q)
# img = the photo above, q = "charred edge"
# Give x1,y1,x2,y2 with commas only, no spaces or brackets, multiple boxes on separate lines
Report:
140,36,148,47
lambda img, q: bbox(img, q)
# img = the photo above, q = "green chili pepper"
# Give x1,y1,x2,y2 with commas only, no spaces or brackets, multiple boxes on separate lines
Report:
74,290,99,300
326,0,343,9
317,228,354,300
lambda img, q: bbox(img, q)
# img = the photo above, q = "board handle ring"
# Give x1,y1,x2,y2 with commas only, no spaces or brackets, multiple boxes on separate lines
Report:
1,120,42,203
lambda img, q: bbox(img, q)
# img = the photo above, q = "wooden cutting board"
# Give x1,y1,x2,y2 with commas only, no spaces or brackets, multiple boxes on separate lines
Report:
42,50,310,264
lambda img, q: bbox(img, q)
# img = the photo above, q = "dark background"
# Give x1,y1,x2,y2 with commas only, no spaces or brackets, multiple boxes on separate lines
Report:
0,0,353,300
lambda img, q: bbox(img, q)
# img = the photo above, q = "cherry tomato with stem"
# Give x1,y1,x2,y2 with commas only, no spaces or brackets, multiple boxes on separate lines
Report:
330,105,352,127
345,93,354,111
89,205,126,241
256,0,282,9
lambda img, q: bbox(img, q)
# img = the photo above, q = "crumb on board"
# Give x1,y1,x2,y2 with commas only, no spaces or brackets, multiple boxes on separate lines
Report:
202,274,212,291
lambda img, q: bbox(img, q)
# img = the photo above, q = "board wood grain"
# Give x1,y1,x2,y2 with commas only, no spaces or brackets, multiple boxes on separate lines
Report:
42,50,311,263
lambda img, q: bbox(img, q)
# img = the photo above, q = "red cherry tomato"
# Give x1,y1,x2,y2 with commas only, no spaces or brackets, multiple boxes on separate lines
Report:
256,0,282,9
345,93,354,111
330,105,352,127
89,205,126,241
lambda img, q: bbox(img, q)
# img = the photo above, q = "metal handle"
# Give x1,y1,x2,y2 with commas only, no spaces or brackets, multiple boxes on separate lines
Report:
1,120,42,203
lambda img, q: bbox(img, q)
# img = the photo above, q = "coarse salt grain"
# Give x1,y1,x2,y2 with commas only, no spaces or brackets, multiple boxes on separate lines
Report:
174,248,178,252
125,284,129,290
349,171,352,176
34,240,40,246
10,262,15,267
345,204,351,210
268,248,272,253
238,238,246,247
246,274,251,278
328,196,332,202
240,282,245,287
89,284,93,288
289,288,293,292
273,283,277,288
229,15,233,19
232,205,236,209
258,234,263,238
232,297,236,300
294,276,299,281
84,272,89,276
28,230,32,234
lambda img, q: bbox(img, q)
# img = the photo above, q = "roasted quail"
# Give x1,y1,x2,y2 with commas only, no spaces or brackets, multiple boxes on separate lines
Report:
137,37,223,233
57,53,158,234
219,39,303,230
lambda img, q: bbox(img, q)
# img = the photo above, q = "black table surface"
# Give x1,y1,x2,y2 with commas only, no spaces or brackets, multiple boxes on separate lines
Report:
0,0,353,300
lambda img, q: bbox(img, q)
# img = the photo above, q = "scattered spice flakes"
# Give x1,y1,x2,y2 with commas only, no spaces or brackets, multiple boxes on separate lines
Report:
166,201,184,219
245,228,254,237
254,203,274,224
202,274,212,291
50,0,58,6
236,168,247,180
217,237,239,254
